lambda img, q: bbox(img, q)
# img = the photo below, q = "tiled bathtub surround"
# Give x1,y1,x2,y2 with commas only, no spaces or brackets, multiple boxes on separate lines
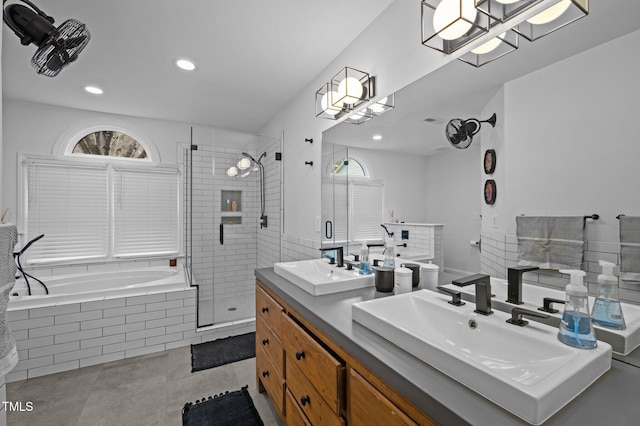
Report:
481,230,640,305
383,223,443,269
6,286,255,383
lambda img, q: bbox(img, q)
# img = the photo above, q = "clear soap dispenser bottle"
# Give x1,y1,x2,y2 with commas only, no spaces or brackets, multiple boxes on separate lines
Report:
359,242,371,275
382,238,395,268
557,269,597,349
591,260,626,330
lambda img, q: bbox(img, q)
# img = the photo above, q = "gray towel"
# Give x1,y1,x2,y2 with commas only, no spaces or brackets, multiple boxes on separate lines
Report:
0,224,19,375
619,216,640,282
516,216,585,270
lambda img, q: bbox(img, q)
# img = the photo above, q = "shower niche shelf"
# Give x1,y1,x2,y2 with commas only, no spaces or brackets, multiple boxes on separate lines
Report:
221,216,242,225
221,190,242,212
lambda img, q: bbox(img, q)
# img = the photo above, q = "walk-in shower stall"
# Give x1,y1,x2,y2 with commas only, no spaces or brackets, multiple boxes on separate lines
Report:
182,136,282,327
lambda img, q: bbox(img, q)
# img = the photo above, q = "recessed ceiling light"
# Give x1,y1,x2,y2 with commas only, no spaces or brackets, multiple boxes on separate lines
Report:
84,86,103,95
175,59,196,71
372,134,382,141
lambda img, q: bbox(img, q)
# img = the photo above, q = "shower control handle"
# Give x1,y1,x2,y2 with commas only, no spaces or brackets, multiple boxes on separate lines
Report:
295,350,305,361
262,339,269,346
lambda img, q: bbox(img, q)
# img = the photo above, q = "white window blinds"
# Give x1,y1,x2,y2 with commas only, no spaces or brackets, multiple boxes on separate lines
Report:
113,168,180,257
26,162,109,263
351,178,384,242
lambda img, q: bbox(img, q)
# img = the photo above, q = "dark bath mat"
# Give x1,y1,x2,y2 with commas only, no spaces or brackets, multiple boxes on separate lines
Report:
182,385,264,426
191,332,255,372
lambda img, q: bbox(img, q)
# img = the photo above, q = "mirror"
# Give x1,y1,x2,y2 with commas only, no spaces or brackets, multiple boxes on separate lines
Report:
321,3,640,278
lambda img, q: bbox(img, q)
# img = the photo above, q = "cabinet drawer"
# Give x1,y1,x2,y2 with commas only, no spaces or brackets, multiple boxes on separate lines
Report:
256,284,284,336
282,314,344,415
286,389,311,426
287,361,345,426
256,316,284,377
257,345,284,417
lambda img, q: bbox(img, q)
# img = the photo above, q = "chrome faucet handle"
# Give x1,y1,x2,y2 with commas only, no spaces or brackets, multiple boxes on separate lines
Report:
436,286,465,306
507,307,550,327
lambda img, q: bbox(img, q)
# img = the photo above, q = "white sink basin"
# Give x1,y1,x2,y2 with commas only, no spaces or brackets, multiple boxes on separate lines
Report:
441,277,640,355
352,290,611,425
274,259,374,295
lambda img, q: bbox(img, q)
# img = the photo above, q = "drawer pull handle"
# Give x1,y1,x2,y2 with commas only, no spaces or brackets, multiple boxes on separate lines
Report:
262,370,269,378
300,395,310,406
261,307,269,313
262,338,269,346
295,351,305,361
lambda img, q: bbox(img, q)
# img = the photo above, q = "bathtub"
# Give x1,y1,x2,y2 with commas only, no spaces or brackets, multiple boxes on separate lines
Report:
8,266,189,310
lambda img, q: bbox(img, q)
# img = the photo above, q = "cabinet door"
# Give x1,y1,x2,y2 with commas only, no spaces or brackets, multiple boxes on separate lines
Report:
348,368,418,426
256,283,284,335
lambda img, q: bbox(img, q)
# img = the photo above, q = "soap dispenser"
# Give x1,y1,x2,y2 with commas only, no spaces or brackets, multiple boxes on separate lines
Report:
382,238,395,268
359,242,371,275
591,260,626,330
557,269,597,349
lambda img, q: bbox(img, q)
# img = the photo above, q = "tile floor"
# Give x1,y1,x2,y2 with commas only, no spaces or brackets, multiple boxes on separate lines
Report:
6,346,282,426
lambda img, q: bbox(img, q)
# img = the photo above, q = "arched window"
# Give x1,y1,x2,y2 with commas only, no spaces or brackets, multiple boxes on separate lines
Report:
330,157,367,177
72,130,148,159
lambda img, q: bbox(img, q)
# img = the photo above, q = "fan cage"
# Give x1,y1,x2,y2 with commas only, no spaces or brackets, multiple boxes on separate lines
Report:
31,19,90,77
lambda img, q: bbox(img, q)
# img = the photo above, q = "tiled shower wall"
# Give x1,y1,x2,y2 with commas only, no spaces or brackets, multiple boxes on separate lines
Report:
481,230,640,305
383,223,444,269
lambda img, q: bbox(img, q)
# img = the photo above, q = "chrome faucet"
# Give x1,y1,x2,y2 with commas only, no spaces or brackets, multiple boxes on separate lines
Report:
452,274,492,315
319,246,344,267
507,266,539,305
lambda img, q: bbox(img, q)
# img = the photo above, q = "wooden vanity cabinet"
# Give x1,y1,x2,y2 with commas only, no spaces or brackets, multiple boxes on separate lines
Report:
256,279,435,426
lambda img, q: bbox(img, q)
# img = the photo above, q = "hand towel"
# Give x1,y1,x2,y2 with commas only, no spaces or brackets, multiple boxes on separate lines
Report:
516,216,585,270
0,224,19,375
619,216,640,282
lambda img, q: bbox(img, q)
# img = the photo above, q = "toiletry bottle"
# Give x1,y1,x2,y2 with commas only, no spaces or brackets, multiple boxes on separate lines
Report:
359,242,371,275
591,260,626,330
557,269,597,349
382,238,395,268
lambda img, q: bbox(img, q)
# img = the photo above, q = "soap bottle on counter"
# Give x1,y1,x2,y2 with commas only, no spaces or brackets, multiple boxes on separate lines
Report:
557,269,597,349
382,238,395,269
591,260,626,330
359,242,371,275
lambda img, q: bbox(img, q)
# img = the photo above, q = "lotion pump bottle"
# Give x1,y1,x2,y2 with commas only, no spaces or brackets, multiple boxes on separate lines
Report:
591,260,626,330
382,238,395,268
359,242,371,275
557,269,597,349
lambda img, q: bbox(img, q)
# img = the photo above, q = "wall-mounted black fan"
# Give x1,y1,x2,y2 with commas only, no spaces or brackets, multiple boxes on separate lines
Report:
445,113,497,149
3,0,90,77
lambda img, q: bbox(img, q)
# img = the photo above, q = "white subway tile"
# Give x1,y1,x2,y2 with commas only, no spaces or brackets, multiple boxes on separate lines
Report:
146,316,183,329
81,333,126,349
81,298,125,312
81,316,125,330
126,327,165,341
146,332,183,346
54,328,102,345
126,310,165,324
29,341,79,358
126,293,166,306
146,299,183,312
55,310,103,325
102,339,145,354
13,355,53,372
54,347,102,363
166,322,193,334
29,304,80,318
10,317,54,331
15,335,53,350
166,306,193,317
103,304,146,318
29,323,79,339
11,330,28,341
28,360,79,379
102,322,145,336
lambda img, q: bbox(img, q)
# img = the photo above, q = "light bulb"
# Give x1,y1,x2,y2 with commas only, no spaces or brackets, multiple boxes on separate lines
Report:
527,0,571,25
227,167,238,177
471,32,506,54
321,91,343,116
433,0,477,41
237,157,251,170
337,77,364,105
496,0,520,4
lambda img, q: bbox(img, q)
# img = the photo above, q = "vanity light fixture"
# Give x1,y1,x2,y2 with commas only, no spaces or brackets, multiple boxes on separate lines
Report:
513,0,587,41
315,67,374,120
175,59,196,71
475,0,546,23
345,93,395,125
421,0,490,54
458,29,519,67
84,85,103,95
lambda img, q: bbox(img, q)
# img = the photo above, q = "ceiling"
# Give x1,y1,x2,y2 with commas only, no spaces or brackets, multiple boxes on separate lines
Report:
323,0,640,156
2,0,394,135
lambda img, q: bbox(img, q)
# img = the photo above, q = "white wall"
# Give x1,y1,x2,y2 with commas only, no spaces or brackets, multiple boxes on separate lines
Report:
425,145,482,274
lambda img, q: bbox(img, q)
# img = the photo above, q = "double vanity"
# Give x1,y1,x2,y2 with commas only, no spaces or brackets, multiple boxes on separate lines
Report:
255,260,640,425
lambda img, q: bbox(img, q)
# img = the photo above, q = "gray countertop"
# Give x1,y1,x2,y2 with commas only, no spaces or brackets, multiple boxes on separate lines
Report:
256,267,640,426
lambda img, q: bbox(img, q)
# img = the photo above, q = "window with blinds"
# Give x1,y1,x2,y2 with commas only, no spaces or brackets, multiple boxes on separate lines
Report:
114,168,180,257
23,158,180,264
26,162,109,263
